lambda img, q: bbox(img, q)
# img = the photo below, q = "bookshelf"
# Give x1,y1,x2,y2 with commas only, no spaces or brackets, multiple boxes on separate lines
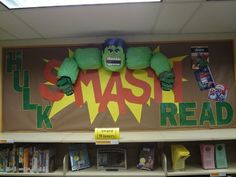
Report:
0,167,63,176
64,166,165,177
1,129,236,143
167,163,236,176
1,129,236,176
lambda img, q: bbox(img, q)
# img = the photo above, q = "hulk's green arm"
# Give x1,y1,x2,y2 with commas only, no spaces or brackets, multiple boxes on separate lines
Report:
57,57,79,84
57,48,102,96
150,52,172,76
150,52,175,91
126,46,175,91
57,57,79,96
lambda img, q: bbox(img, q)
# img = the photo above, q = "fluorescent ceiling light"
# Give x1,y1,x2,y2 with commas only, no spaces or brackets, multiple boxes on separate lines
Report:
0,0,162,9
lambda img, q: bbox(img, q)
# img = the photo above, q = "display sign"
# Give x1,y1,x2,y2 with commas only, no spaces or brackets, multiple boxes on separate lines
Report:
95,128,120,145
0,139,14,144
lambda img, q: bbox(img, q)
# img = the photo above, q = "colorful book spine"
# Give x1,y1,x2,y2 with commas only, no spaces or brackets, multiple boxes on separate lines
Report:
23,148,29,173
18,147,24,173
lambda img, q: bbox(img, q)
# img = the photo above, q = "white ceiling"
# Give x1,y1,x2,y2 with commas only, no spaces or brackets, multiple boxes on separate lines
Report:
0,0,236,41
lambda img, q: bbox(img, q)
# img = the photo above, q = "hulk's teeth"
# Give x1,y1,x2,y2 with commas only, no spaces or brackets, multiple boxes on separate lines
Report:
107,63,121,66
107,57,121,61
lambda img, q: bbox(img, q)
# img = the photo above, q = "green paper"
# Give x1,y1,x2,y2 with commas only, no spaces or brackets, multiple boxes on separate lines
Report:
58,57,79,84
126,47,151,69
75,48,102,70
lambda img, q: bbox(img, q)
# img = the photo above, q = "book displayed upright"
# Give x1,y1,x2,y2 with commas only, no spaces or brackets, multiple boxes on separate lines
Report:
215,144,228,169
69,144,90,171
137,146,155,171
200,144,215,169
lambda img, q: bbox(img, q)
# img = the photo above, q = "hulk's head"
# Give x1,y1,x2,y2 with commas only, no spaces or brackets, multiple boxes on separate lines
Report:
102,38,126,72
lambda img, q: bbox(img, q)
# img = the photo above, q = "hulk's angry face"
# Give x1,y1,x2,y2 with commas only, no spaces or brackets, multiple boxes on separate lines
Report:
102,45,125,72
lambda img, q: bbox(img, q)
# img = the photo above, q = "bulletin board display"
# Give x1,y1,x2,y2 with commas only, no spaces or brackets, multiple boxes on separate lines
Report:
2,40,236,132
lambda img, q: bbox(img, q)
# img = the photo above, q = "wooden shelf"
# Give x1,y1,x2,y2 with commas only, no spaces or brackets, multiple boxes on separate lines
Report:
0,167,63,176
167,163,236,176
1,129,236,143
65,166,165,177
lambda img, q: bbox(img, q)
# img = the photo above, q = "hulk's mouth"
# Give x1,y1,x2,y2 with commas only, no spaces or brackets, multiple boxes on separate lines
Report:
106,57,121,66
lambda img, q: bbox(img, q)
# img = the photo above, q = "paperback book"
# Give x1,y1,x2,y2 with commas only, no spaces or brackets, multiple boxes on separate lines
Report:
137,146,155,171
69,144,90,171
208,83,228,102
191,46,209,70
194,66,215,91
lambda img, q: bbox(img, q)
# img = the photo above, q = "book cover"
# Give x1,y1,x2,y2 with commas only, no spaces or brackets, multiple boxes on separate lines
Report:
31,147,39,173
215,143,228,169
23,147,30,173
97,148,127,170
171,145,190,171
5,148,11,172
194,66,215,91
49,148,56,173
0,150,6,172
28,147,33,172
69,144,90,171
208,83,228,102
137,146,155,171
12,145,16,173
18,147,24,173
191,46,209,70
200,144,215,169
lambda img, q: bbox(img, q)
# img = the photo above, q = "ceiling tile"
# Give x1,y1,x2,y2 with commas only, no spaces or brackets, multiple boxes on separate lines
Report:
0,11,42,39
13,3,161,38
0,28,16,40
182,1,236,33
154,2,200,33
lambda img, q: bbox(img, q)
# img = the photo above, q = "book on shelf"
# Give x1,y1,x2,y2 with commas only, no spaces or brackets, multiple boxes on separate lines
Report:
200,144,215,169
0,145,55,174
137,146,155,171
97,148,127,170
18,147,24,173
69,144,91,171
215,143,228,169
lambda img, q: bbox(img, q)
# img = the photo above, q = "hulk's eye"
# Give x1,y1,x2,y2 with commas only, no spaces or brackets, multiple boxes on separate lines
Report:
115,48,120,53
108,48,113,53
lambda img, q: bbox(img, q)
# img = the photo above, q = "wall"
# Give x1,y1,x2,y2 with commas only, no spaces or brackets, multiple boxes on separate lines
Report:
1,33,236,132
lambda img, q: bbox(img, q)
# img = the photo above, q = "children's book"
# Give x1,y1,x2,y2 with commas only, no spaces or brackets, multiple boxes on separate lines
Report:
208,83,228,102
69,144,90,171
191,46,209,70
194,66,215,91
137,146,155,171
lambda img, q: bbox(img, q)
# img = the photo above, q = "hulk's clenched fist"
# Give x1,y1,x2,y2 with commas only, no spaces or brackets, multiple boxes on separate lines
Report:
57,76,73,96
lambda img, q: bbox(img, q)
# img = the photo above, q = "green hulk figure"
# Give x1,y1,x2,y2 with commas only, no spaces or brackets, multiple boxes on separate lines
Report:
57,38,175,96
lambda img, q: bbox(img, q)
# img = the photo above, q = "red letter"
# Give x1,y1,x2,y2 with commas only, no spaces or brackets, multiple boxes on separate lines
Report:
147,69,162,103
172,62,183,102
39,59,64,101
99,72,126,114
124,69,151,104
74,70,103,107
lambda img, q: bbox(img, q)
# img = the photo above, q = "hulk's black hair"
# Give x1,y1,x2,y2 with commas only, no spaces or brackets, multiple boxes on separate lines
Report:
102,38,126,52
